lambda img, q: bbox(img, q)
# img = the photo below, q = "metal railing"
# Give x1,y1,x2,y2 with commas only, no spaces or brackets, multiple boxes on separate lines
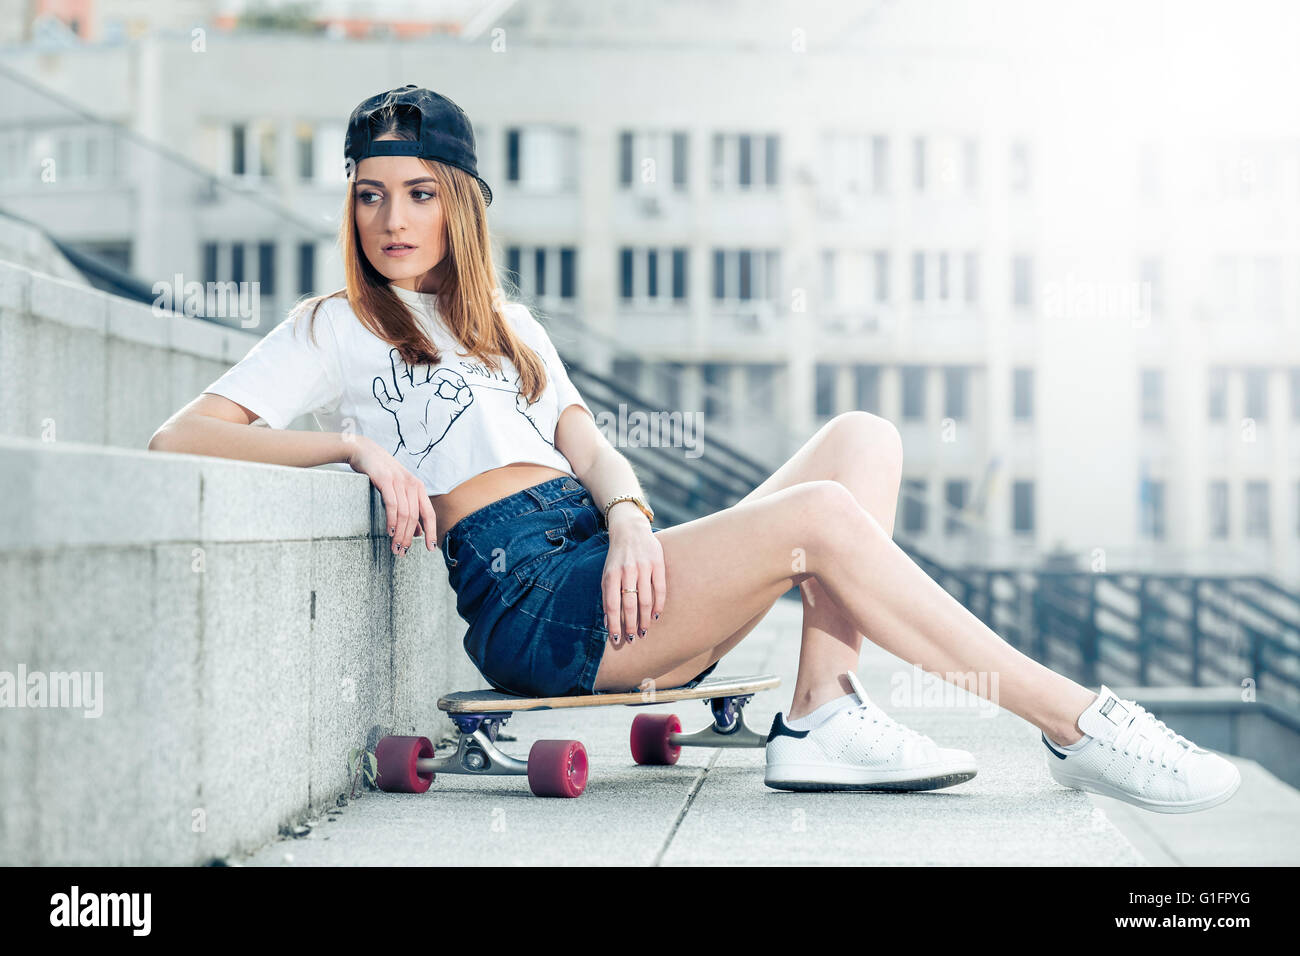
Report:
903,542,1300,709
563,358,777,527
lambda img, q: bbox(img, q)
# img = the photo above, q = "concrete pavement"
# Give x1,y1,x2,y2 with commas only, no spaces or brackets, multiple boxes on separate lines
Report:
232,597,1286,866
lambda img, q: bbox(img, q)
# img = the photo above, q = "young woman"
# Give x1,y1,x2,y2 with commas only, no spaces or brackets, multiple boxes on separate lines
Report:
150,86,1240,811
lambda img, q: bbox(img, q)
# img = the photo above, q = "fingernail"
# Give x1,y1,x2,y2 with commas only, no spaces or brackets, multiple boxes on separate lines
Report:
653,613,659,620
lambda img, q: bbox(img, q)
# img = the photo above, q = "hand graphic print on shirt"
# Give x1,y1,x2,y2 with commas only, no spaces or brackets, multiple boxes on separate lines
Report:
372,347,474,468
372,346,559,471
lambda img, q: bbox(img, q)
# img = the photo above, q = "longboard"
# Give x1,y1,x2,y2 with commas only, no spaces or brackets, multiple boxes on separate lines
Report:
376,673,781,798
438,673,780,713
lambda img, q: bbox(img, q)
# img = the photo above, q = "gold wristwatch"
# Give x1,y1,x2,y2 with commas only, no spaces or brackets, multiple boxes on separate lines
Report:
603,494,654,526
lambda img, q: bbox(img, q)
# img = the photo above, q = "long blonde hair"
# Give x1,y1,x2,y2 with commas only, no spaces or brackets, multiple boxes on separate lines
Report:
292,111,548,402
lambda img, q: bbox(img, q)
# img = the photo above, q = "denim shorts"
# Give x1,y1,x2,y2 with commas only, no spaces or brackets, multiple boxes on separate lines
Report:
439,475,718,698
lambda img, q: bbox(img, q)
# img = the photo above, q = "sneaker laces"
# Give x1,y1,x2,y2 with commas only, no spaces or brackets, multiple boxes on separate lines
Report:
843,671,937,748
1109,699,1196,772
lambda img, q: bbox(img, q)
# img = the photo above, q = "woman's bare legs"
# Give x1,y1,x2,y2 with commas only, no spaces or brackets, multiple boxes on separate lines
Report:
677,411,907,721
590,413,1098,746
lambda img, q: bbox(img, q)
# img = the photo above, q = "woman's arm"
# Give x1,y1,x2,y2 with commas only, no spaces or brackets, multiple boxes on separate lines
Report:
556,406,663,643
147,393,357,469
149,393,436,556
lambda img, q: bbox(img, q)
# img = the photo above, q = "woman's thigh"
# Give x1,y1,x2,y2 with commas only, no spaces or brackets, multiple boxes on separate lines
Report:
590,480,854,692
622,411,902,689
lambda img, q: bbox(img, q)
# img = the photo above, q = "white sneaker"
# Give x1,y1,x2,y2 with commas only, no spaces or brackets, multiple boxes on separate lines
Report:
1043,684,1242,814
764,671,977,792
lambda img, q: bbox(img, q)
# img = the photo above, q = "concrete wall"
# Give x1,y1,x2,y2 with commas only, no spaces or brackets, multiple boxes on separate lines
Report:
0,261,480,865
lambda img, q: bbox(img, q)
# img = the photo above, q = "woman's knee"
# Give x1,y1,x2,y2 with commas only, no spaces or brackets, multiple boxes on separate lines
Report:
787,479,883,562
828,410,904,475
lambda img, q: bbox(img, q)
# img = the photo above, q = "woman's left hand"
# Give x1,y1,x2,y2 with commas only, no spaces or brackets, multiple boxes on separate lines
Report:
601,510,665,643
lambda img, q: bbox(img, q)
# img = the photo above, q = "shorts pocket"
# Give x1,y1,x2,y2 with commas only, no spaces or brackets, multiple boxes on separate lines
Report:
494,517,573,607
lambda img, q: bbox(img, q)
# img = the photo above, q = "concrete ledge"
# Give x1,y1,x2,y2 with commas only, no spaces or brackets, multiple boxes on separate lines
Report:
0,259,317,451
0,436,484,865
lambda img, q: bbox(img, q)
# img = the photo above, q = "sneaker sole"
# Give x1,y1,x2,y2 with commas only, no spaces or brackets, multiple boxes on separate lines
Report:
765,761,977,792
1049,765,1242,814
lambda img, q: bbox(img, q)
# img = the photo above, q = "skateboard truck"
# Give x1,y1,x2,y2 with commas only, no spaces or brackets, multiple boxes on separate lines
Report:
437,713,526,775
666,693,767,748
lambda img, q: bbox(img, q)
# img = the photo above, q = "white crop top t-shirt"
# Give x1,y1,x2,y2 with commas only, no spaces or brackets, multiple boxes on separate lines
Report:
201,284,594,495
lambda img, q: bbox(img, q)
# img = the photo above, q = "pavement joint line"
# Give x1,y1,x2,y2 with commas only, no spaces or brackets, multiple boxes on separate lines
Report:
653,746,723,867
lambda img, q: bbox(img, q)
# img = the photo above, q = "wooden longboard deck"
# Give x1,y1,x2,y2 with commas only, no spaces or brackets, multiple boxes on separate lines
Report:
438,674,781,714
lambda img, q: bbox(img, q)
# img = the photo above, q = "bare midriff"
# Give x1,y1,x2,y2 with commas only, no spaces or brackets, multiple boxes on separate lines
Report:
431,462,575,544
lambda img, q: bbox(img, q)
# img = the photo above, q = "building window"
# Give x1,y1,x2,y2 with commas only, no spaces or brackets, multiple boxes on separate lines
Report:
903,478,927,534
1244,481,1270,539
504,126,577,191
945,479,969,535
711,132,779,190
672,132,688,187
1011,255,1033,309
943,367,967,420
620,248,634,299
560,248,575,298
711,249,779,303
902,366,926,421
745,363,778,417
822,132,889,197
657,361,683,410
1141,368,1164,425
703,362,730,421
504,245,576,298
1138,257,1162,318
202,242,219,283
1244,369,1268,422
912,251,925,303
963,252,979,305
815,363,836,418
873,251,889,303
619,130,688,191
912,137,926,193
1208,481,1229,539
612,357,642,392
506,129,520,181
297,242,314,295
1208,367,1227,422
620,247,688,304
230,243,245,284
1140,478,1165,541
1013,368,1034,422
296,123,313,181
257,241,275,297
1291,368,1300,421
618,132,633,186
871,135,889,194
1010,140,1031,193
854,364,880,414
1013,480,1035,534
231,124,246,176
962,138,979,195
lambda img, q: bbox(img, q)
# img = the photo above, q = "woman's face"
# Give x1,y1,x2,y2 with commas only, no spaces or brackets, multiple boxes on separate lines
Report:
353,142,447,292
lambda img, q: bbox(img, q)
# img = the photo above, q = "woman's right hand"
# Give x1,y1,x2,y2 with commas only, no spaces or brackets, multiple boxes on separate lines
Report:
345,435,438,556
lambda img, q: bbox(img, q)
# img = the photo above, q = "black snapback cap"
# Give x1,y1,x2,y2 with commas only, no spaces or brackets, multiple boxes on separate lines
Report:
343,85,492,207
